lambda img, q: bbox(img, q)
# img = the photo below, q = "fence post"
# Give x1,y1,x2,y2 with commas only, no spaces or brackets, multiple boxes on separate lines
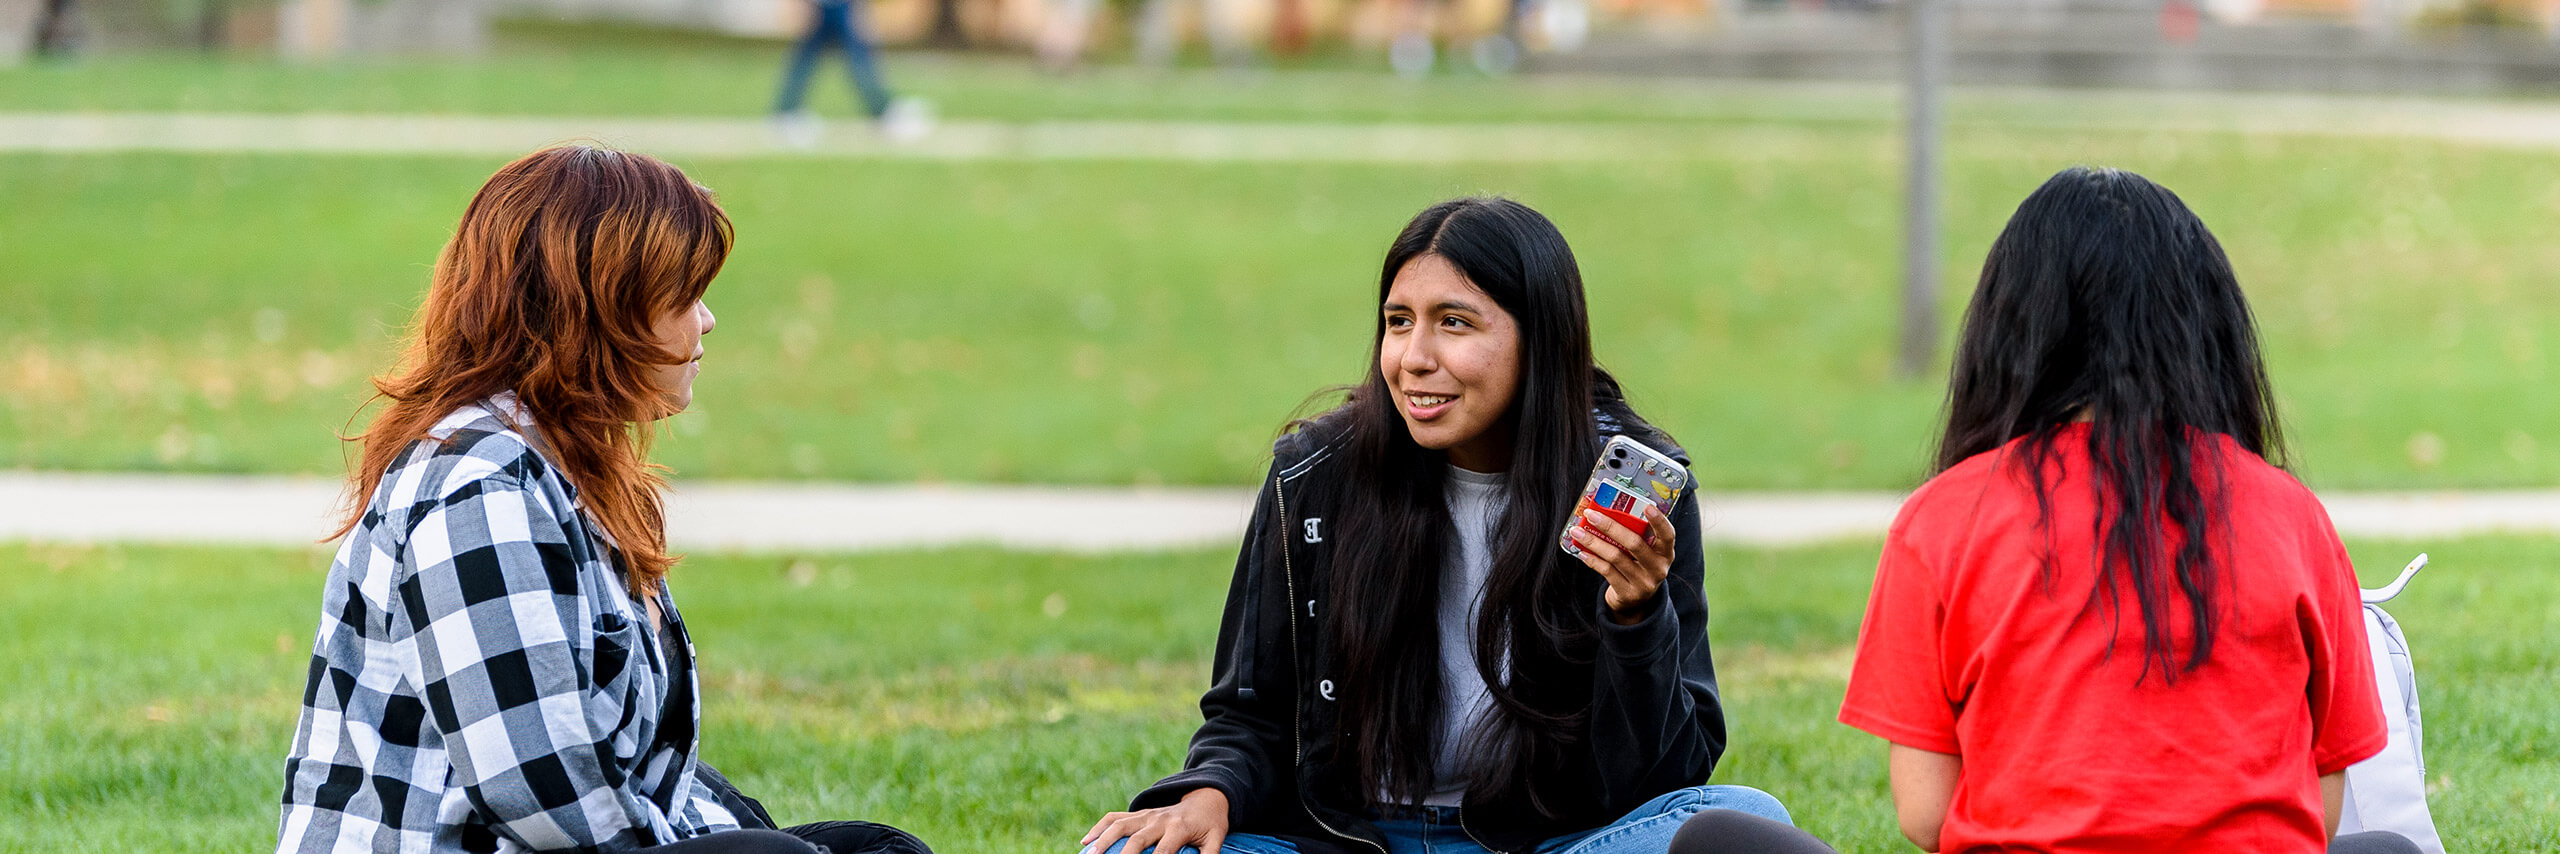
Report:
1898,0,1947,380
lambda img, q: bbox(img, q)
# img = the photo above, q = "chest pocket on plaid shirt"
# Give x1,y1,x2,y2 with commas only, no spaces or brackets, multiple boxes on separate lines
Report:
593,611,637,686
588,608,657,760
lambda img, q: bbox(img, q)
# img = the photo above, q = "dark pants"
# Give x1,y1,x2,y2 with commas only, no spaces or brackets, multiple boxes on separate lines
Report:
669,764,931,854
774,0,893,118
655,822,931,854
1668,809,2424,854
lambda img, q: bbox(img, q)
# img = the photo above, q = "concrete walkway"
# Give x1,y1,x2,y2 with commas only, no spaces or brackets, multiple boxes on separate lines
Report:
3,471,2555,552
13,87,2560,160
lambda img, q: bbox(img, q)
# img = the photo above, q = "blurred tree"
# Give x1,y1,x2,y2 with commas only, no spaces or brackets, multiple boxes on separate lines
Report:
927,0,967,46
195,0,222,50
32,0,78,55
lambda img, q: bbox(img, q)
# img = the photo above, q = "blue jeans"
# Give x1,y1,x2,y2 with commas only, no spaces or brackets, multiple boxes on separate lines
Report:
1093,785,1790,854
774,0,892,117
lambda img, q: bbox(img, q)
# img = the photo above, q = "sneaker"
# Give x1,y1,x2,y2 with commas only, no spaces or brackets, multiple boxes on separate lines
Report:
879,96,936,144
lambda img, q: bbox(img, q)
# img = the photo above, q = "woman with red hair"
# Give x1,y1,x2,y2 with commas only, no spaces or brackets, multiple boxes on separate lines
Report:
276,145,926,854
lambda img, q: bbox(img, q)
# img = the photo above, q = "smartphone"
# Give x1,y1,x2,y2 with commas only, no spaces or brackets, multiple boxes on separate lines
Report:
1560,435,1690,558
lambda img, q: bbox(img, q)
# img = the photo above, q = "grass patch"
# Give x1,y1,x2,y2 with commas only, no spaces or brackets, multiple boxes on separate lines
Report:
1,537,2552,850
5,124,2559,488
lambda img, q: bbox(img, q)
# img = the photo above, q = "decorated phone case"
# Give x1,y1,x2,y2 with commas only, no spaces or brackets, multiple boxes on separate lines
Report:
1560,435,1691,558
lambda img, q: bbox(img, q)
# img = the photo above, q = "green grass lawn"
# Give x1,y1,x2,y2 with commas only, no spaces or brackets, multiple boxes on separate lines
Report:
2,536,2551,851
5,29,2558,490
5,124,2559,489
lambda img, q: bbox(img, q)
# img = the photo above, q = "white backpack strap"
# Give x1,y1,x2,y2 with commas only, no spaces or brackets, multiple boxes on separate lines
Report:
2341,555,2445,854
2362,554,2427,604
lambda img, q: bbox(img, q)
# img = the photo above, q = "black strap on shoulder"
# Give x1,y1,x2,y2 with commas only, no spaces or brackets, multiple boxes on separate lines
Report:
694,762,780,830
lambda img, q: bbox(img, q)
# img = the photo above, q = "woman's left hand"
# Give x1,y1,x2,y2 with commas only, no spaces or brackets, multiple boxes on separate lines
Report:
1569,502,1676,625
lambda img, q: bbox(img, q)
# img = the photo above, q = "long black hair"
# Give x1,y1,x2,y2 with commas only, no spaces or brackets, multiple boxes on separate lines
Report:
1938,166,2285,682
1317,197,1620,815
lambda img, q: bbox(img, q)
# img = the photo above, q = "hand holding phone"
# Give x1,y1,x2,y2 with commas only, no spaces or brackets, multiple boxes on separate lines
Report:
1571,479,1657,546
1562,436,1690,623
1561,436,1688,558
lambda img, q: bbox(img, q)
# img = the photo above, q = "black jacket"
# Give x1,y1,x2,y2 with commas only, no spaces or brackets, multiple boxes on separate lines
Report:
1130,398,1728,854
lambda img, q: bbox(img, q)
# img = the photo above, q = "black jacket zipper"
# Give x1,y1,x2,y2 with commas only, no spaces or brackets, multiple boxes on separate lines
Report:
1274,474,1388,854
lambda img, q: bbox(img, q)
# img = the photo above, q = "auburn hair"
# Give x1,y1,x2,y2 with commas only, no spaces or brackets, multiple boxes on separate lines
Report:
337,145,733,595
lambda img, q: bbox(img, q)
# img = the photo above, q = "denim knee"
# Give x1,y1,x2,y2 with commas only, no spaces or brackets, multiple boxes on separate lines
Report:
1675,784,1791,825
1085,833,1296,854
1090,839,1171,854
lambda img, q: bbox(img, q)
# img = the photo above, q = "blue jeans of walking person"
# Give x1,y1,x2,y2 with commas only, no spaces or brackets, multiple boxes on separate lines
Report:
776,0,893,118
1092,785,1791,854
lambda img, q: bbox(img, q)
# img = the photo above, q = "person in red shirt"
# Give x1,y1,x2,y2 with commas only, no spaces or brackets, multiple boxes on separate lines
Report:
1666,167,2418,854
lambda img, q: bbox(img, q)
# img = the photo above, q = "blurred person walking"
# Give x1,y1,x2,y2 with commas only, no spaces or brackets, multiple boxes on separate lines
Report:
1664,167,2419,854
773,0,928,144
276,145,931,854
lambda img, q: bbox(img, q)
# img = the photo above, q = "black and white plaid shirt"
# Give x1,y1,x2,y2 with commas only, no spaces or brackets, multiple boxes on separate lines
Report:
278,395,738,853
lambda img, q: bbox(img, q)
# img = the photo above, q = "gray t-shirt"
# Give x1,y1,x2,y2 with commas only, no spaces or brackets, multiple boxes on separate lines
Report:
1420,464,1507,806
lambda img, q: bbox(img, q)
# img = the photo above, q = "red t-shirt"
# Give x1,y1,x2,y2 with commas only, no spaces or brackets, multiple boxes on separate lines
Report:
1839,425,2387,854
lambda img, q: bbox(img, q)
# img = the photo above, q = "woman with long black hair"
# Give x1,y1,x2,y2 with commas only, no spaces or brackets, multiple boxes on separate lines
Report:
1670,167,2416,853
1076,197,1791,854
